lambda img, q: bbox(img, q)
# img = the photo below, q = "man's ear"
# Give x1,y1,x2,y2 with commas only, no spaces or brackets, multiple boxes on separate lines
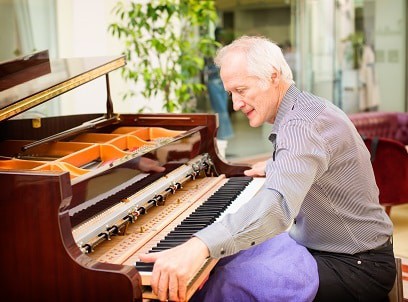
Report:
271,71,280,86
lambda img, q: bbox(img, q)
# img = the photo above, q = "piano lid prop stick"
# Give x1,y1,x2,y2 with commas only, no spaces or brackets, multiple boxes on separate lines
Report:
21,115,120,151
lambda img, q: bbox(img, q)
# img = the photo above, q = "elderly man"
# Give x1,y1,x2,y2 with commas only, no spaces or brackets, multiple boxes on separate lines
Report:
139,36,395,302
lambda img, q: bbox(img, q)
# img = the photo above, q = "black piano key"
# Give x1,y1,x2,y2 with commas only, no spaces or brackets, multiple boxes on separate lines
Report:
166,229,195,235
180,217,215,224
181,220,210,226
157,239,188,244
158,241,188,247
150,247,170,252
174,224,210,230
135,262,154,271
169,231,199,237
173,224,207,230
164,234,193,240
197,205,225,210
189,211,220,217
156,242,182,248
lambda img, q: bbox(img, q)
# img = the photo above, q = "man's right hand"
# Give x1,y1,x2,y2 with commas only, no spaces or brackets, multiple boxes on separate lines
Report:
244,161,266,177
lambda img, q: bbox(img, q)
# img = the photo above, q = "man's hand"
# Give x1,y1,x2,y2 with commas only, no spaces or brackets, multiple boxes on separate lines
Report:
137,157,166,173
138,237,210,301
244,161,267,177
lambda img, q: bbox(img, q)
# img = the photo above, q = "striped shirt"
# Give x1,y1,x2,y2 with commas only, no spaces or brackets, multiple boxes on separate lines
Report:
195,85,393,258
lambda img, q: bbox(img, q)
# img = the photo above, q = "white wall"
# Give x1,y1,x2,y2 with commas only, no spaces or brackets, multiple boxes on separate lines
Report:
56,0,159,116
297,0,335,100
375,0,406,111
0,0,57,61
0,0,18,61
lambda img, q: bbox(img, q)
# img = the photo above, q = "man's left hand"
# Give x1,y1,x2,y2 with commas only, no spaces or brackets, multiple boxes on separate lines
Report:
138,237,210,301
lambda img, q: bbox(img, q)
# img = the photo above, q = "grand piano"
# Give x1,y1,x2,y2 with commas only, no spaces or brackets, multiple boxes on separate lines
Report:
0,51,263,301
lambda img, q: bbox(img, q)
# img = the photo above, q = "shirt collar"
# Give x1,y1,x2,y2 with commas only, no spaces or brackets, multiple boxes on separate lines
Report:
269,84,301,140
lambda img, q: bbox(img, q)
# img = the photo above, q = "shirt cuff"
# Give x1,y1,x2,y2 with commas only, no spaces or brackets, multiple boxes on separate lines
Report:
194,221,237,259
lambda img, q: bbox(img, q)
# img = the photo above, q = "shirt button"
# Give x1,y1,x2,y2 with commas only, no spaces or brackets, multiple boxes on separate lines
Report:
220,248,225,255
357,260,362,265
251,242,255,246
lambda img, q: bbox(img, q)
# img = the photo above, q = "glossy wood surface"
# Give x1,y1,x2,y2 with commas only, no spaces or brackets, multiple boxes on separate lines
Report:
0,113,249,301
0,170,142,301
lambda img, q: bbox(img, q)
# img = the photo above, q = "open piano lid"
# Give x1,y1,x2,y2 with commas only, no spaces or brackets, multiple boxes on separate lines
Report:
0,50,125,122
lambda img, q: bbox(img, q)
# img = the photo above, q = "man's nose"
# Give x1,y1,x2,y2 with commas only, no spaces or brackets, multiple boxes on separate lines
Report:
232,96,245,111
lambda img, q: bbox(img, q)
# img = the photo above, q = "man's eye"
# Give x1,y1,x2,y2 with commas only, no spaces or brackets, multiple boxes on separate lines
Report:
236,88,246,95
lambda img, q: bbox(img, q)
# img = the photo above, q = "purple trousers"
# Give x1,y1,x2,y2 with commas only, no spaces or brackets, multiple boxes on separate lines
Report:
191,232,319,302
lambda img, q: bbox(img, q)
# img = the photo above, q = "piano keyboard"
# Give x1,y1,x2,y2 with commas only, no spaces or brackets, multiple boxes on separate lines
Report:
134,176,265,296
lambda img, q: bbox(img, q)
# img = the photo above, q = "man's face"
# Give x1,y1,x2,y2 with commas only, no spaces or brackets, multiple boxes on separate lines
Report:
219,52,280,127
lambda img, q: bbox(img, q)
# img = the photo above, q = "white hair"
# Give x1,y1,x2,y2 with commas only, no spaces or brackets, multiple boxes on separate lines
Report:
214,35,294,86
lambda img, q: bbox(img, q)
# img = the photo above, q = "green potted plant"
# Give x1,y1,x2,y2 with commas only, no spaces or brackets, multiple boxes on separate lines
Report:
109,0,220,113
341,31,364,69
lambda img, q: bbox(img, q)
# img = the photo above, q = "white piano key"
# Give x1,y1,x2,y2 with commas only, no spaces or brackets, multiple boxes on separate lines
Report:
217,177,265,220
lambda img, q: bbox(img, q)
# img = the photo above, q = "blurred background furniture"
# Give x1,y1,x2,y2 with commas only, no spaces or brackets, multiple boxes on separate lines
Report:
349,112,408,145
362,137,408,215
348,112,408,216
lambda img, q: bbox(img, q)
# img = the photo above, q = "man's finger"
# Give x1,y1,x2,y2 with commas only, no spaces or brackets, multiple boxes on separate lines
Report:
244,168,258,176
150,268,160,297
168,274,179,301
138,252,158,263
157,272,169,301
178,276,188,302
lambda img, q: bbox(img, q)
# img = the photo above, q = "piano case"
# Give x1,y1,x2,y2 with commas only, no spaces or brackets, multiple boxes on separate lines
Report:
0,51,250,301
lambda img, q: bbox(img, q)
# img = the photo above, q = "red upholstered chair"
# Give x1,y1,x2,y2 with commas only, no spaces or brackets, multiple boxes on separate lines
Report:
349,112,408,145
363,137,408,215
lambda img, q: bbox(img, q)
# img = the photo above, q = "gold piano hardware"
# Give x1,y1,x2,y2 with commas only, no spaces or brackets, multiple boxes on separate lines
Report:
32,118,41,128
